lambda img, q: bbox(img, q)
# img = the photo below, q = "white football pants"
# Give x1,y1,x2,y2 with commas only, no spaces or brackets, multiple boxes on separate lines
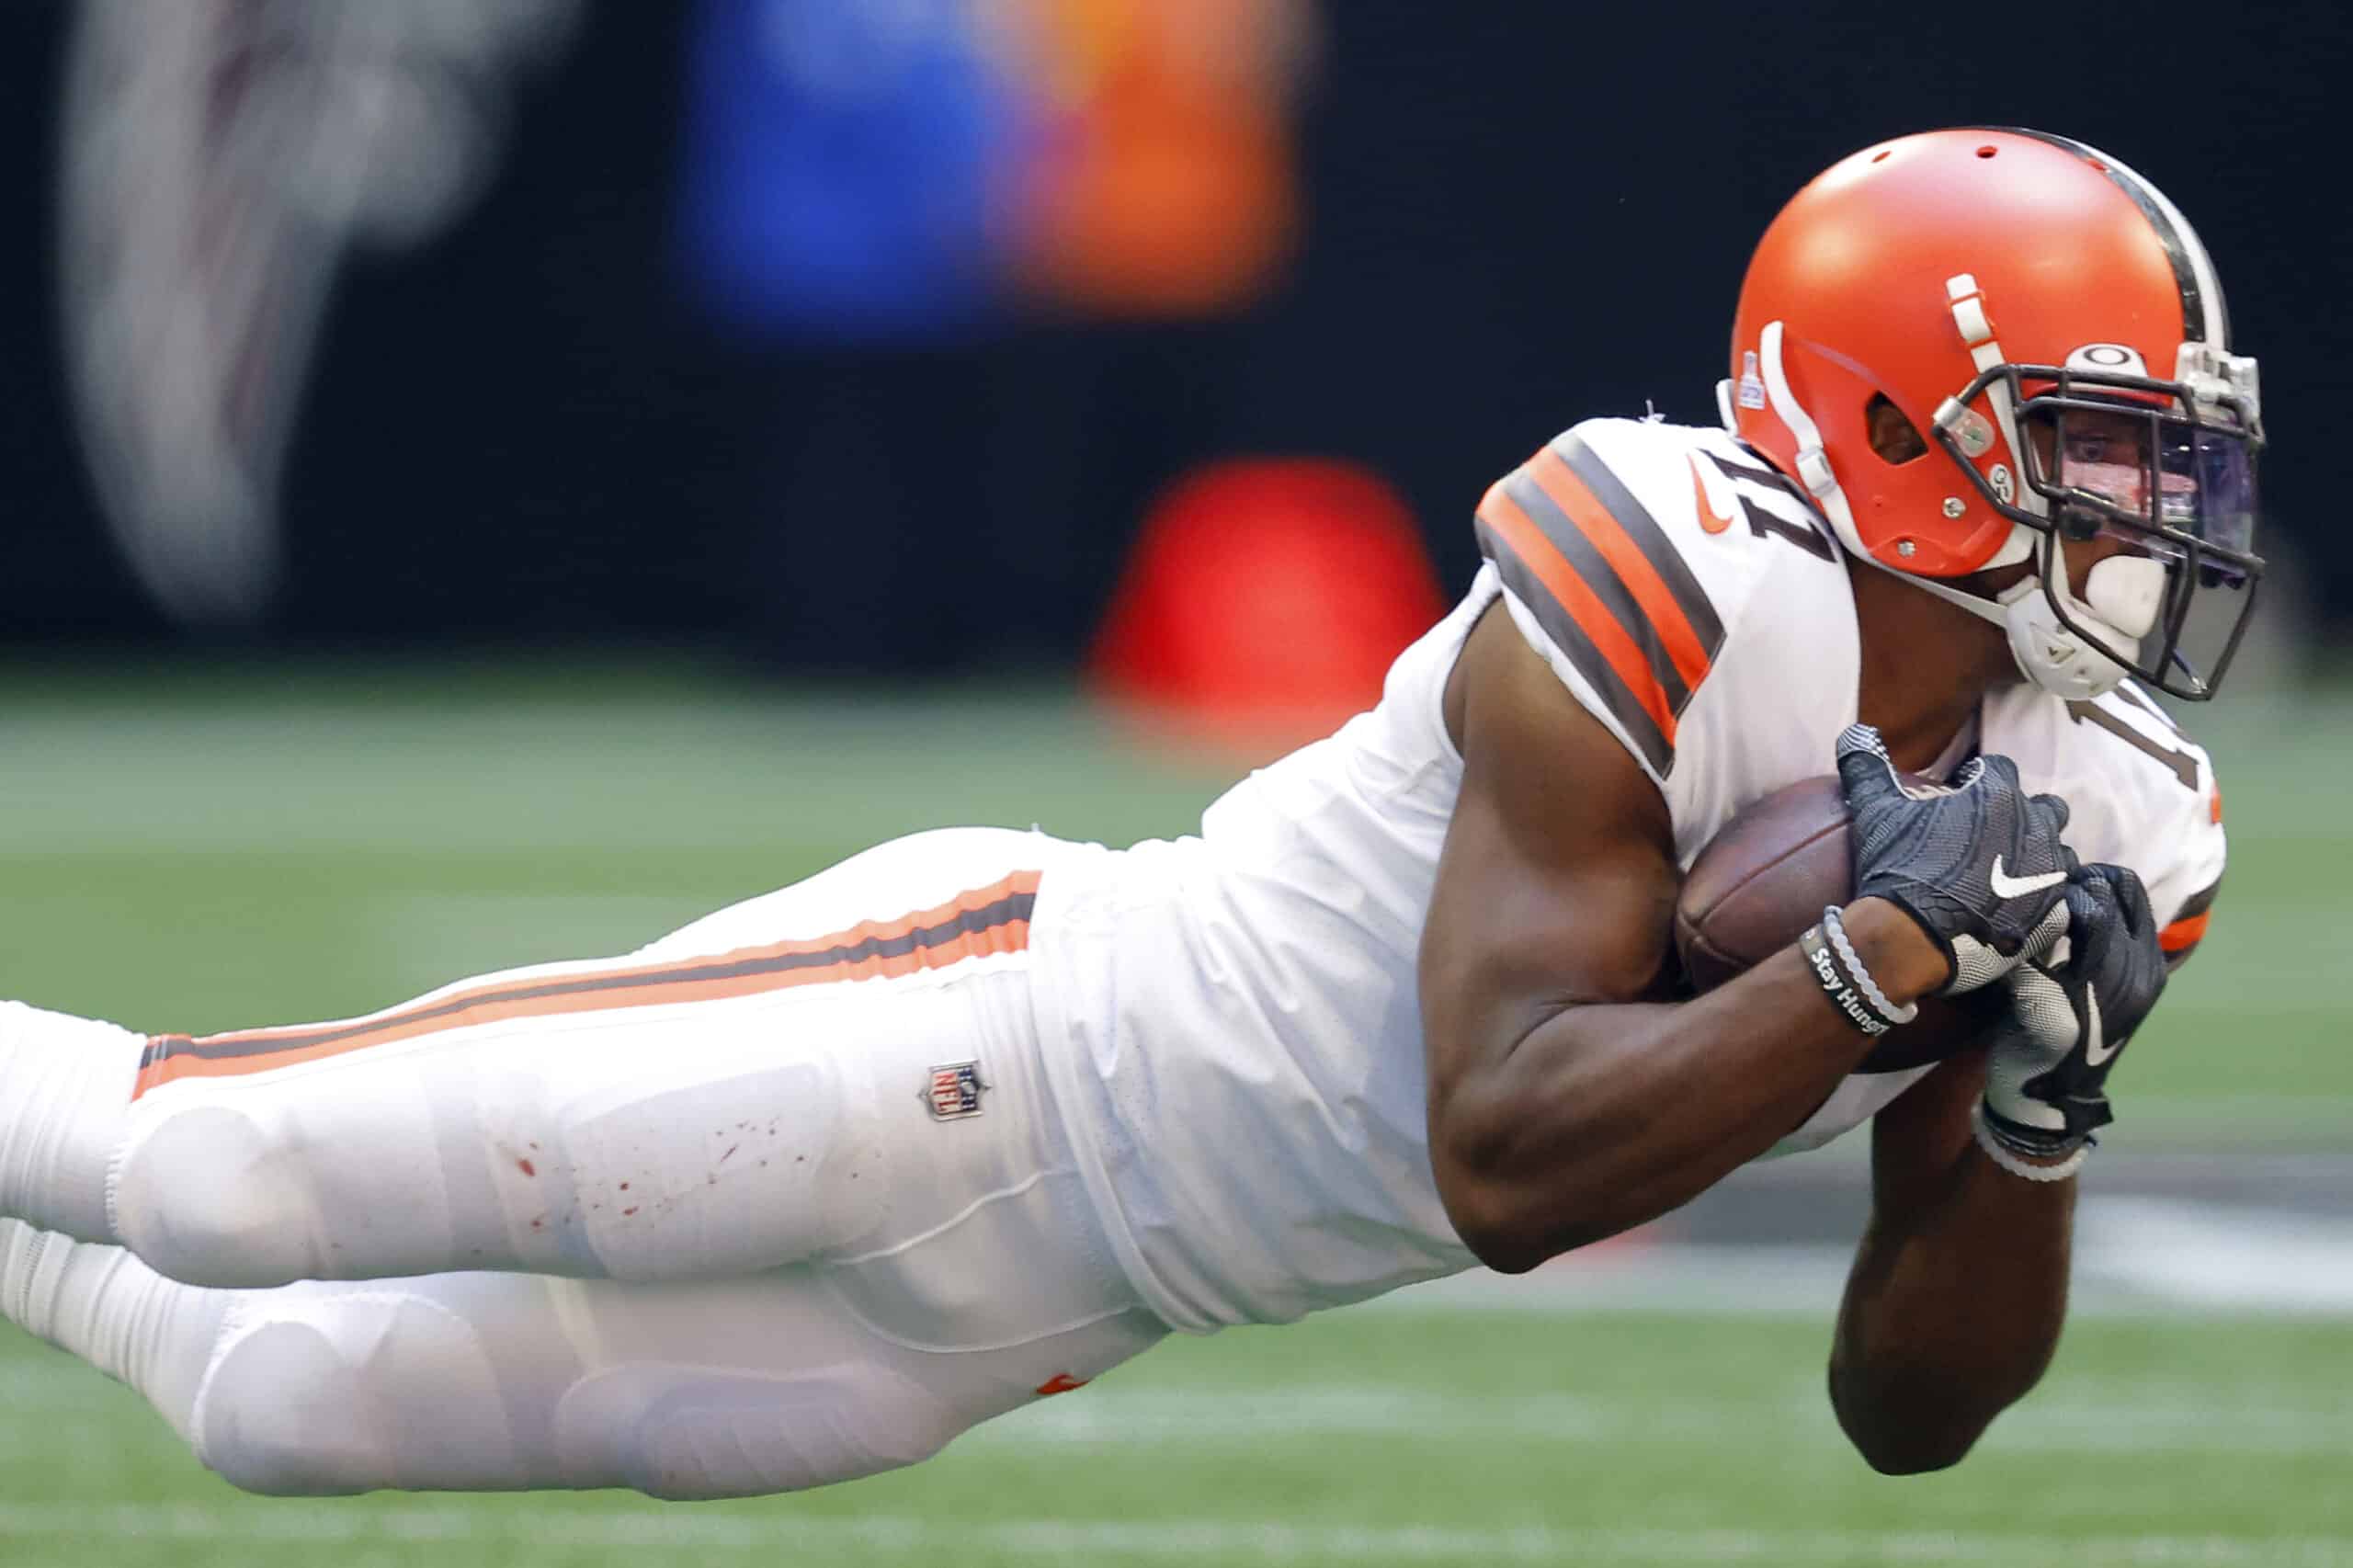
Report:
0,827,1165,1497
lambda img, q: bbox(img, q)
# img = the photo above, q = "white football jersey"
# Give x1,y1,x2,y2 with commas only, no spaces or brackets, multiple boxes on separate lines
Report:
1029,415,2226,1334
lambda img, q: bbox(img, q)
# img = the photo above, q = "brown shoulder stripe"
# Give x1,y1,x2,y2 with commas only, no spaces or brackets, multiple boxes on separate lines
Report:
1477,486,1676,775
1552,432,1726,655
1499,463,1698,712
1470,433,1735,778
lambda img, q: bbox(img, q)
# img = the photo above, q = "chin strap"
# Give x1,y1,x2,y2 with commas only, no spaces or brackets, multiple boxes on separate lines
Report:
1851,539,2159,702
1941,274,2042,573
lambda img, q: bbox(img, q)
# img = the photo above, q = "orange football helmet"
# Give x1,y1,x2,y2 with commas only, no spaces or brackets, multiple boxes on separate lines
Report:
1725,128,2263,699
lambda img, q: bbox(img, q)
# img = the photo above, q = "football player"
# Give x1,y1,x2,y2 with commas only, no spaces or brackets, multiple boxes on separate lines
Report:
0,126,2250,1494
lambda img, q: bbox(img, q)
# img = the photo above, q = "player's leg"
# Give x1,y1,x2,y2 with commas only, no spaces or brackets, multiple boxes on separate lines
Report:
0,827,1074,1289
0,1220,231,1452
2,1136,1162,1498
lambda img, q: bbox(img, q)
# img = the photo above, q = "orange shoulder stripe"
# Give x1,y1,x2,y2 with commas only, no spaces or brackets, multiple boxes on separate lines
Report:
1476,479,1678,741
1524,446,1715,694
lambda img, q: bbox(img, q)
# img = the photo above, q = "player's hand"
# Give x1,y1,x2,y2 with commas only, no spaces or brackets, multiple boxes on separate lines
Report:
1982,863,2166,1157
1835,723,2076,994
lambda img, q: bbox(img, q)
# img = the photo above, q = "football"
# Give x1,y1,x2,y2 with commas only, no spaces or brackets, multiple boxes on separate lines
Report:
1674,776,2008,1074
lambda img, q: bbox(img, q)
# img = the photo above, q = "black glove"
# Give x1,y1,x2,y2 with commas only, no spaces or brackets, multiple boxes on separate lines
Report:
1835,723,2077,994
1982,863,2167,1157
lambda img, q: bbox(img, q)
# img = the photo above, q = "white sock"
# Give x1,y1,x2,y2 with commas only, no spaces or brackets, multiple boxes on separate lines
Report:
0,1219,231,1443
0,1002,142,1242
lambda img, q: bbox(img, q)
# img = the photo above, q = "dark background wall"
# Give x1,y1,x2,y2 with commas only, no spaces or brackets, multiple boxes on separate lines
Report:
2,2,2345,666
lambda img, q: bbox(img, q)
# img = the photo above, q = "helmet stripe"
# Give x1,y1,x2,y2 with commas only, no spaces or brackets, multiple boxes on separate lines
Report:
1981,128,2226,347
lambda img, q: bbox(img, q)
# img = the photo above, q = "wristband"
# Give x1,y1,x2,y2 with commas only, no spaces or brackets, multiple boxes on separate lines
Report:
1799,921,1893,1038
1972,1103,2090,1183
1821,905,1921,1026
1799,907,1915,1037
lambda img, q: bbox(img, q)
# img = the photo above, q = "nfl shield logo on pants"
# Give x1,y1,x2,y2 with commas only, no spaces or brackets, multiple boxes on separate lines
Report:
924,1062,987,1120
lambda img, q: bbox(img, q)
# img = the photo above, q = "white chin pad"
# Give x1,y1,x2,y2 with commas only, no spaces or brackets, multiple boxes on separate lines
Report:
2085,555,2165,640
1992,566,2131,702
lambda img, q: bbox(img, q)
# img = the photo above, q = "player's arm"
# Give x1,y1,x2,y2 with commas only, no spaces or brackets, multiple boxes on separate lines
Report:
1829,1051,2072,1474
1830,865,2165,1473
1418,608,1952,1273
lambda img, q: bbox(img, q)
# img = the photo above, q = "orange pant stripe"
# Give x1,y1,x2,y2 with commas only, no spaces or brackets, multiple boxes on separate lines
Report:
133,870,1042,1098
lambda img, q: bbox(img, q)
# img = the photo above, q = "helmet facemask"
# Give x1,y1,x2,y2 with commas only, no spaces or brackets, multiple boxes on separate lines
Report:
1930,347,2265,700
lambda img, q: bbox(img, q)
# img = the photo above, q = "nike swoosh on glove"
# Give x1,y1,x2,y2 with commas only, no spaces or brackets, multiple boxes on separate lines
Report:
1984,863,2168,1157
1836,723,2078,994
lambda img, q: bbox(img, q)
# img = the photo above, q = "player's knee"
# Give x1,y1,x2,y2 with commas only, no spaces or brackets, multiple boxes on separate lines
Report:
193,1292,517,1496
112,1103,319,1288
574,1364,966,1500
193,1317,385,1494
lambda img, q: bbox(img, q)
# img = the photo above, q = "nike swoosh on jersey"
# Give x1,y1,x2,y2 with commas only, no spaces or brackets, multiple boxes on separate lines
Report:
1688,454,1738,535
2083,989,2119,1066
1988,857,2070,899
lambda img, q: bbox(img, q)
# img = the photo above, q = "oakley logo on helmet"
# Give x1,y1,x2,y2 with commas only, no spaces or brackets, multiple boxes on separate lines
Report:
2067,344,2149,375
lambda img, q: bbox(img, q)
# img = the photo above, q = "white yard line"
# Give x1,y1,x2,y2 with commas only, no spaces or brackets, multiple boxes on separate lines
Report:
0,1501,2350,1566
1373,1196,2353,1318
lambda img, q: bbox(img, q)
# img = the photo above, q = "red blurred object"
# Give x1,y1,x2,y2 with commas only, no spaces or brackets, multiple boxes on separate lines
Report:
1088,459,1447,756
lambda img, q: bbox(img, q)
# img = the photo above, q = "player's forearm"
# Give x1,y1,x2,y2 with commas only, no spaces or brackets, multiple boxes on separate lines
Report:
1430,900,1943,1272
1828,1149,2074,1474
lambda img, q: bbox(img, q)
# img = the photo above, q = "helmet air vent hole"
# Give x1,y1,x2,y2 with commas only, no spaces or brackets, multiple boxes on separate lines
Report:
1865,393,1929,465
1976,145,1998,158
1871,149,1892,164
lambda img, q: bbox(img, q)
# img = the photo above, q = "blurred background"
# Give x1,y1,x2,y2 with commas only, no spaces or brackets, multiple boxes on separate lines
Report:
1,4,2348,1567
4,0,2349,671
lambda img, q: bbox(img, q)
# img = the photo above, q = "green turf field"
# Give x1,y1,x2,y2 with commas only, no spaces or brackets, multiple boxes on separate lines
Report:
1,663,2348,1566
5,1304,2352,1566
